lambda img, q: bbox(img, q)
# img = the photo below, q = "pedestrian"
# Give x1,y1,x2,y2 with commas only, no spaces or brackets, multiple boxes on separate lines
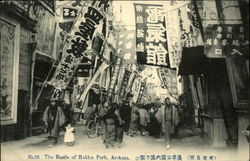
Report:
43,98,66,146
139,105,150,136
64,124,75,146
114,106,125,148
129,103,140,137
120,100,132,135
155,97,179,149
102,103,123,148
148,105,161,138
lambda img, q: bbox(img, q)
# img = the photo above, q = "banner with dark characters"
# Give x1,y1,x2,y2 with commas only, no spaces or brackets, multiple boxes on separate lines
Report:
119,69,132,99
48,0,110,90
134,4,170,68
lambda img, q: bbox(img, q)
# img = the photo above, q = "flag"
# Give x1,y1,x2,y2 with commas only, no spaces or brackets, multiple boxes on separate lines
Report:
48,0,111,90
179,2,204,48
134,3,170,68
119,69,132,98
116,29,137,64
166,9,182,68
108,57,122,97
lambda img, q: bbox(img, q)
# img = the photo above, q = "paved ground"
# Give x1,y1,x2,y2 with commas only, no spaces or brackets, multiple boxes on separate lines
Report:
1,125,245,161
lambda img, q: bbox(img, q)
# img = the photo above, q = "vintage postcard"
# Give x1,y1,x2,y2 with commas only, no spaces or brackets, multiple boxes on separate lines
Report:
1,0,249,161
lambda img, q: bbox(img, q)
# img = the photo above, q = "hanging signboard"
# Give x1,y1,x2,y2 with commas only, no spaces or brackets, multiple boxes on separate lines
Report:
134,4,170,68
166,9,182,68
63,7,78,18
48,0,110,90
119,69,132,99
204,24,248,58
125,72,136,94
136,82,146,104
107,57,122,97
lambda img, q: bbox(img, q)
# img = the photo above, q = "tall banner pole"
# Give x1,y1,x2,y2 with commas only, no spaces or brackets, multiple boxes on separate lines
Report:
77,61,110,119
32,1,88,109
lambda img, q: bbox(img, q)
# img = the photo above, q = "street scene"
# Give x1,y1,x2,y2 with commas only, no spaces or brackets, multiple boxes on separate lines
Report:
0,0,249,161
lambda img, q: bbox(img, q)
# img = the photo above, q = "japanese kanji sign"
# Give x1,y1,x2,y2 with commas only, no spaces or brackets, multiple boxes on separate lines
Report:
136,81,146,104
134,4,170,68
166,9,182,68
108,57,122,97
157,68,178,96
119,69,132,99
63,7,78,18
204,24,248,58
48,0,110,90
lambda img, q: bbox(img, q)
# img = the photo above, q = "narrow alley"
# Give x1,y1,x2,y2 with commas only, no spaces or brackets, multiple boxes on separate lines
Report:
1,1,249,161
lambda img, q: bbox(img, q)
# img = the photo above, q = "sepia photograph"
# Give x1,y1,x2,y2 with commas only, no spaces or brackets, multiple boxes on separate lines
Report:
0,0,249,161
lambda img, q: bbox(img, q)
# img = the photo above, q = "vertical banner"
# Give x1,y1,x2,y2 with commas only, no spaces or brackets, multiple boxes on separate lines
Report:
134,4,170,67
136,81,146,104
157,68,178,97
107,57,122,98
131,76,142,103
125,71,136,94
179,3,204,48
48,0,110,90
166,9,182,68
116,29,137,64
119,69,132,99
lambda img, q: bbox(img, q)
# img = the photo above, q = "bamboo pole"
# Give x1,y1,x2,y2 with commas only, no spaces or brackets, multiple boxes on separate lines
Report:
32,1,88,109
28,45,37,136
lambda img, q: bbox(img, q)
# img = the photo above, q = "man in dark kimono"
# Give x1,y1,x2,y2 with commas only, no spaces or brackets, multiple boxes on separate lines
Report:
120,100,132,135
43,98,66,145
102,103,124,148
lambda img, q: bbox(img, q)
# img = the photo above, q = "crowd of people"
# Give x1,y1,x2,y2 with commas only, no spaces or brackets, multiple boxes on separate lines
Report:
42,96,185,150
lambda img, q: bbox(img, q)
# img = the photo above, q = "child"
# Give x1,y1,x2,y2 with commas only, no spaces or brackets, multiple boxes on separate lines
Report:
64,124,75,146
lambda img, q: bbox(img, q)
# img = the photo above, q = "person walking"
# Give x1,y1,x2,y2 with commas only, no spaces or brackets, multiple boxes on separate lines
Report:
148,105,161,138
102,103,124,148
114,106,125,147
120,100,132,135
139,105,150,136
43,98,66,146
155,97,179,149
129,103,140,137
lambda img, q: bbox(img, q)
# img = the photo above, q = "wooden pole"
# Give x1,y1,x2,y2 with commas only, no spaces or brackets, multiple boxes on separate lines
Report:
31,1,88,109
28,44,37,136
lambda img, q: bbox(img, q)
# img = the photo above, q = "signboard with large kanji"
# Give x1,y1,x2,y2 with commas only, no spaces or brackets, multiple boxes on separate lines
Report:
204,24,248,58
48,0,110,90
119,70,132,99
134,4,170,68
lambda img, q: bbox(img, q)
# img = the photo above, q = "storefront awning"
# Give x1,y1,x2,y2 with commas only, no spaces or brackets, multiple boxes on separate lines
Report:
178,46,208,75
